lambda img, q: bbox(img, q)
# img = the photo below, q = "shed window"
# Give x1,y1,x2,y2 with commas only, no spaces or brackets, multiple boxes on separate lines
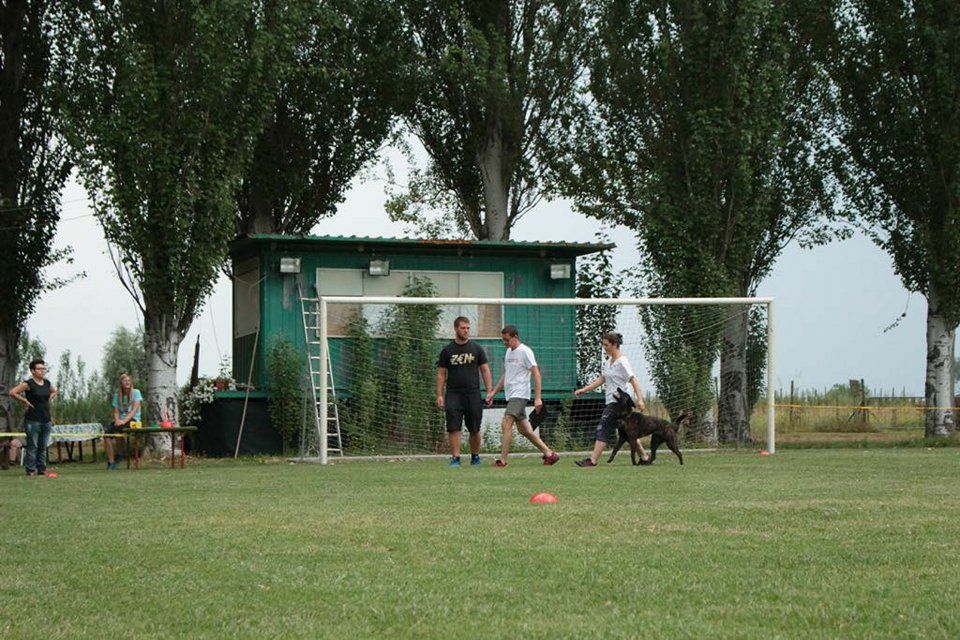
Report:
316,269,503,337
234,258,260,338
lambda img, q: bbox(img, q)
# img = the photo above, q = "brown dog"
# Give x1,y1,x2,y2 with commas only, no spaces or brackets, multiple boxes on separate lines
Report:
607,388,687,465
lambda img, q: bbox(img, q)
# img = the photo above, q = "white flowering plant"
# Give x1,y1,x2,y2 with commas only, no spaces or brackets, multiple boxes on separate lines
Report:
178,377,217,426
178,359,238,426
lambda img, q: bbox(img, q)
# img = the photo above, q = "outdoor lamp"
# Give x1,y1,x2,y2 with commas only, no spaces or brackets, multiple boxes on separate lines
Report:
550,263,571,279
368,259,390,276
279,257,301,274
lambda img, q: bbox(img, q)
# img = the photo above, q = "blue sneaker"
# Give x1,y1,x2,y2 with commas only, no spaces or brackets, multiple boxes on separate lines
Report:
106,462,118,470
449,457,461,468
470,454,481,466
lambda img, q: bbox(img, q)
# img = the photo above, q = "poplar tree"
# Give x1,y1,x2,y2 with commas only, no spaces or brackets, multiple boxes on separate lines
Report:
60,1,279,427
0,1,71,433
553,0,837,441
389,0,587,240
236,0,411,235
822,0,960,436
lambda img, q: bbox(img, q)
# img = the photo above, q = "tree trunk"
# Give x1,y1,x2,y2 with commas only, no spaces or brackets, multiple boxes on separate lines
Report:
924,284,955,437
477,120,510,241
239,156,277,236
690,406,717,446
244,207,275,235
145,314,182,453
718,304,750,443
0,324,19,433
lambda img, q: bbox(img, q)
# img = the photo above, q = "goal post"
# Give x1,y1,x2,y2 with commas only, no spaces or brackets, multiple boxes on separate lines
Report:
313,295,775,463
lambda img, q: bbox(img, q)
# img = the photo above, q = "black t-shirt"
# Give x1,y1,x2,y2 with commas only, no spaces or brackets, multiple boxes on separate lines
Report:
437,340,488,392
24,378,52,422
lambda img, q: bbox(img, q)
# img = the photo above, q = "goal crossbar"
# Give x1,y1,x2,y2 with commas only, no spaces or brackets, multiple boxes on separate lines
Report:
311,296,776,463
316,296,773,306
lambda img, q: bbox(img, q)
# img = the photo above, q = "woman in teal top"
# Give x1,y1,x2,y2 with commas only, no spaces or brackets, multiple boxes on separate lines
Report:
105,373,142,470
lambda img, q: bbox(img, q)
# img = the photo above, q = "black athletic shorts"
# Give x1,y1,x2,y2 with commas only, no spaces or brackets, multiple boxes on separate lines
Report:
104,419,132,435
595,403,619,444
445,390,483,434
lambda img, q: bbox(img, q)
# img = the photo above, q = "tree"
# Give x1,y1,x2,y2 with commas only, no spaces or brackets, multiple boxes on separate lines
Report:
378,276,443,451
54,349,101,401
14,331,45,381
820,0,960,437
575,232,619,385
553,0,838,442
59,1,280,428
100,325,148,398
265,337,303,453
388,0,588,240
0,1,72,435
340,312,384,451
236,0,412,235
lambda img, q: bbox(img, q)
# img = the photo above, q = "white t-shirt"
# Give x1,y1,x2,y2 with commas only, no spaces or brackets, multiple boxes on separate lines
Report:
503,343,538,400
602,355,636,404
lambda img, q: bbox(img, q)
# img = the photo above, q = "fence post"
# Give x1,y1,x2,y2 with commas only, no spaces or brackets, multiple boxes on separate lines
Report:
789,380,795,432
861,378,867,425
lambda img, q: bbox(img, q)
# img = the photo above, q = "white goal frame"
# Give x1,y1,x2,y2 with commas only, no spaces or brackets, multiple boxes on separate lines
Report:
316,296,775,464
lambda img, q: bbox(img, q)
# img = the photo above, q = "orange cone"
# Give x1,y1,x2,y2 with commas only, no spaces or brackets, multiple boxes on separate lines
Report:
530,492,558,504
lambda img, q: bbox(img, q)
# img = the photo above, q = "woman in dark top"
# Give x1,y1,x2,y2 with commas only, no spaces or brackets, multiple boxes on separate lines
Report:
8,359,58,476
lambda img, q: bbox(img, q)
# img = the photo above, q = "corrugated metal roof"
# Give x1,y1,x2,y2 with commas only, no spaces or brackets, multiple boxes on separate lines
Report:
232,233,614,256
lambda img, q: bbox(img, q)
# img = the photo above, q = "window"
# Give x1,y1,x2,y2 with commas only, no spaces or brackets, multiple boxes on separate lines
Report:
316,268,503,337
234,258,260,338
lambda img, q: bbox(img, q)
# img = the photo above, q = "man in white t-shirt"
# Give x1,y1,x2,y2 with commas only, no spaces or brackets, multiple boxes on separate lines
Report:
486,325,560,467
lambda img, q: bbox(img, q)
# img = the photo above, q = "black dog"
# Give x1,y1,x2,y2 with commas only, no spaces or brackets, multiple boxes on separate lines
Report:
607,388,687,466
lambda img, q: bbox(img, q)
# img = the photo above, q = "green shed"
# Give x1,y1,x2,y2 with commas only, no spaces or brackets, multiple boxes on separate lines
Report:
229,234,612,400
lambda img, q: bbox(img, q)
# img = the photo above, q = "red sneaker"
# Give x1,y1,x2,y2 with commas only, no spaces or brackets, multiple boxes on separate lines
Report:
543,452,560,465
494,459,507,467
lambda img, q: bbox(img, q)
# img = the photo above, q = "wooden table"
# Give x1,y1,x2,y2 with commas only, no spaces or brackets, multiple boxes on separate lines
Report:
121,427,197,470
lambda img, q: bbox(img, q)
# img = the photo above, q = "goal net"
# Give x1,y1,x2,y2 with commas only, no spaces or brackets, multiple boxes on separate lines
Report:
302,290,774,462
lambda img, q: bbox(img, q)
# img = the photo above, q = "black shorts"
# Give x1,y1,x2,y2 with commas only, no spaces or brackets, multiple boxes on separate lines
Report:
595,403,620,444
104,420,131,435
445,390,483,434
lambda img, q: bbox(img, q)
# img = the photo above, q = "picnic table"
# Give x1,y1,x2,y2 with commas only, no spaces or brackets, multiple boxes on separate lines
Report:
50,423,110,462
121,426,197,470
0,424,122,466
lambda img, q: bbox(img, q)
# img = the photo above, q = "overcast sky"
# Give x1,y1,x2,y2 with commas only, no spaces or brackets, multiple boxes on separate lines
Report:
30,157,938,398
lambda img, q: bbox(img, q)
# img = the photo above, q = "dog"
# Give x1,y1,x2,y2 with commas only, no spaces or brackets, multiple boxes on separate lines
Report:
607,388,687,465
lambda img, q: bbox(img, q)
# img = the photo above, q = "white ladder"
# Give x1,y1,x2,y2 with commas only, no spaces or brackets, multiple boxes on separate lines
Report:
299,286,343,458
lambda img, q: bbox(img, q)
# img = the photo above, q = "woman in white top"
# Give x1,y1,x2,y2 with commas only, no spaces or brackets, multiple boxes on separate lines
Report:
573,332,648,466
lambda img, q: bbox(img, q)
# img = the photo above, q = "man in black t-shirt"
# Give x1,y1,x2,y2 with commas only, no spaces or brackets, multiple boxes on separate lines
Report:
436,316,493,467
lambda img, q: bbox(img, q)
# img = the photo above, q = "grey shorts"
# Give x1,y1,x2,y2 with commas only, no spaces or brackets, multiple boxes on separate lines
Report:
504,398,529,420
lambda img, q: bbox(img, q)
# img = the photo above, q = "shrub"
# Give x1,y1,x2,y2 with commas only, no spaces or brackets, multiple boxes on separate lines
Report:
266,338,304,453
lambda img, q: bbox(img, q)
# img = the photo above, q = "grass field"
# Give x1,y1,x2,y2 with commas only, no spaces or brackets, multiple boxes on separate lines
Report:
5,449,960,639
